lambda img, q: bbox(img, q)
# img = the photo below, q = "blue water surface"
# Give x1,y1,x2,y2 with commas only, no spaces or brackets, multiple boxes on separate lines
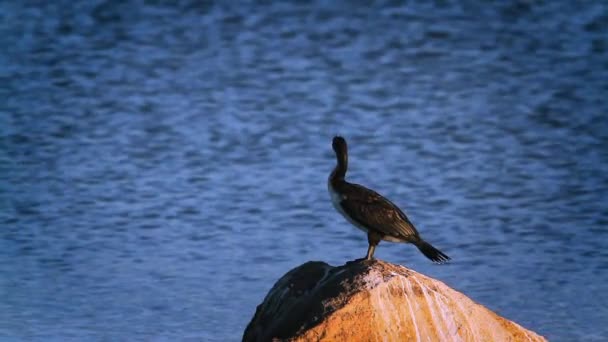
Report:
1,1,607,341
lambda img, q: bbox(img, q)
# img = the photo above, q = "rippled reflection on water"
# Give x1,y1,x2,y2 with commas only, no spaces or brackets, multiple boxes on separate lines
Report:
1,1,607,341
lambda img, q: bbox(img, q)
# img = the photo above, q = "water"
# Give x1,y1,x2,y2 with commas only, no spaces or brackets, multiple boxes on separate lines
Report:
1,1,607,341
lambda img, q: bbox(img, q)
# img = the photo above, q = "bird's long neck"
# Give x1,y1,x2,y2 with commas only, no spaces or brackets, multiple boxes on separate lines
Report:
331,147,348,183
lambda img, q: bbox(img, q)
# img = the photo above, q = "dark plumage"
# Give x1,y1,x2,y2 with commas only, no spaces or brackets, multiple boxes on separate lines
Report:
328,136,450,263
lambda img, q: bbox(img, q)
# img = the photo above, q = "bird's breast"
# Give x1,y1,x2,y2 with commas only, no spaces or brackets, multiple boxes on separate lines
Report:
328,181,369,234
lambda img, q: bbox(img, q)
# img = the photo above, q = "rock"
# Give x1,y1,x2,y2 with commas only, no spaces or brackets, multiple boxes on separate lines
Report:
243,260,546,342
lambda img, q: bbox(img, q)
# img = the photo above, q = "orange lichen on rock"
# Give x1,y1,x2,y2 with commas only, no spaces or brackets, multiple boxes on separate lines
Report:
243,260,546,342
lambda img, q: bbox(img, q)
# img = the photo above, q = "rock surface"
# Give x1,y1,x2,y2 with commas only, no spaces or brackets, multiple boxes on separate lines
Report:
243,260,546,342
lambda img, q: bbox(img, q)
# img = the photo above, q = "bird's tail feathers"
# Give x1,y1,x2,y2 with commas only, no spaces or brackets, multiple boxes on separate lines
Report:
415,240,450,263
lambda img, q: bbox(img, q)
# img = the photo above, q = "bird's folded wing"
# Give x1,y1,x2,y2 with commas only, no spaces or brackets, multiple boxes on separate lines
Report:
339,196,419,239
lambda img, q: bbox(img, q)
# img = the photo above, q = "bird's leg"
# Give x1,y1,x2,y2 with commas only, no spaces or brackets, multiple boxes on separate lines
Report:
365,231,382,260
365,244,376,260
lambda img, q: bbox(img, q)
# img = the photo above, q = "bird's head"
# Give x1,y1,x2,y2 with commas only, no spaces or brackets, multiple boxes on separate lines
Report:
332,136,347,156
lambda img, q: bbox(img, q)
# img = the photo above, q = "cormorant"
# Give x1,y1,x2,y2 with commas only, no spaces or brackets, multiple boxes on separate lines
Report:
328,136,450,263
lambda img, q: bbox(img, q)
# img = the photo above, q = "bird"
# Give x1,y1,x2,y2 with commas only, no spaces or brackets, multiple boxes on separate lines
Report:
328,136,450,263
